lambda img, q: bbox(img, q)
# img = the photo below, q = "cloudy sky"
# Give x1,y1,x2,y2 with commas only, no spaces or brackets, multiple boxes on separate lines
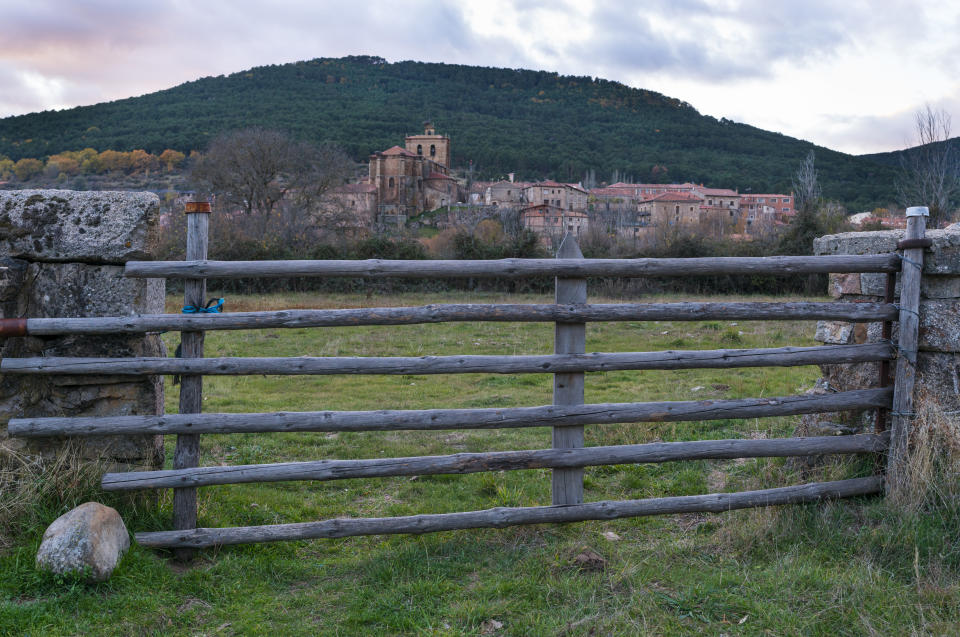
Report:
1,0,958,155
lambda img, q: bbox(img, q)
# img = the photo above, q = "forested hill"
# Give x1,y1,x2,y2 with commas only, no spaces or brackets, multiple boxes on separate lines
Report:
862,137,960,167
0,55,896,209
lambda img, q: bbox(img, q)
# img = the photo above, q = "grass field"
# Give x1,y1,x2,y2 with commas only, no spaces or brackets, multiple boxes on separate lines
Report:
2,291,960,636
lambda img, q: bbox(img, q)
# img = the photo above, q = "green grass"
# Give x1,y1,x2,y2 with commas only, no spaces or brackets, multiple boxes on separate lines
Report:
2,291,960,636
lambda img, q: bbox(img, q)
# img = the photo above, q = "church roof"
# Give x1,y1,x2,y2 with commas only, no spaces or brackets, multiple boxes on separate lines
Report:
379,146,418,157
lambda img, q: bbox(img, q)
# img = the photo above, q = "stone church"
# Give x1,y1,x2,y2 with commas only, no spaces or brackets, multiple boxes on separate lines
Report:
364,122,460,225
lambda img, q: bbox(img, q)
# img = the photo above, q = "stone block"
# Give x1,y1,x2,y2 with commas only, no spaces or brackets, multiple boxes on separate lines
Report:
828,273,861,297
862,272,960,298
918,300,960,353
922,275,960,299
0,254,165,467
814,227,960,274
15,262,164,319
815,321,867,345
916,353,960,411
0,190,160,264
860,272,894,297
36,502,129,582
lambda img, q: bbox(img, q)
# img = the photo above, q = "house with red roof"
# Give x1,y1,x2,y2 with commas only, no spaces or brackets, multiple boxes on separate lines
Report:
520,203,588,248
522,180,588,212
638,191,705,226
741,193,795,226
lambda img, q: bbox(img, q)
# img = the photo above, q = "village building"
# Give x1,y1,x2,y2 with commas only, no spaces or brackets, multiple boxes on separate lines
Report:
696,186,740,210
485,180,532,206
741,193,795,223
522,180,588,211
324,182,377,232
638,191,703,226
520,203,588,248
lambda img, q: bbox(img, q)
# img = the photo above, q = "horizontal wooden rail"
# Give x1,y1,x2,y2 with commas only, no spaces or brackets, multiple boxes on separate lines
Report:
12,302,900,335
134,476,883,547
9,387,892,437
124,254,901,280
1,344,894,377
101,433,888,491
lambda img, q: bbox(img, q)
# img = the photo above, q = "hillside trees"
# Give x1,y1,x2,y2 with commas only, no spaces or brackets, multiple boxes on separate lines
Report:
896,105,960,227
12,158,43,180
0,56,899,210
0,147,193,183
190,127,352,218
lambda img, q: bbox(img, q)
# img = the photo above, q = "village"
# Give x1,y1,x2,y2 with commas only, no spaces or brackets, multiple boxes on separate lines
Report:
331,122,804,248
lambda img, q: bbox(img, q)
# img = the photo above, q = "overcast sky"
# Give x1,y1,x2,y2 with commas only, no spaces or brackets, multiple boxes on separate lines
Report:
1,0,958,155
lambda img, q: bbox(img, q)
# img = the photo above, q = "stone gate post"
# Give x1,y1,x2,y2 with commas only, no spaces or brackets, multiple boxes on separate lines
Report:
808,224,960,433
0,190,165,468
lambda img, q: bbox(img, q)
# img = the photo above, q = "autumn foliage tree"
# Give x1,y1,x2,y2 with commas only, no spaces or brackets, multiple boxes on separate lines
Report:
13,158,43,180
159,149,186,171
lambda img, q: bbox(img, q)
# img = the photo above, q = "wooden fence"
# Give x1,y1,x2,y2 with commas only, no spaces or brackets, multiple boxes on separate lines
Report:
2,204,930,555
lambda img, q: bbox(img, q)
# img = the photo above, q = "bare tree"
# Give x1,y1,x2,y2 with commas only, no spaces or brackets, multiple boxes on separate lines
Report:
792,150,821,212
191,127,353,218
896,105,960,227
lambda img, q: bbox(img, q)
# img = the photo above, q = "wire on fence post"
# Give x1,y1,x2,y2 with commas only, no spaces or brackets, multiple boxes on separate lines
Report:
552,230,586,505
886,205,927,497
173,199,211,560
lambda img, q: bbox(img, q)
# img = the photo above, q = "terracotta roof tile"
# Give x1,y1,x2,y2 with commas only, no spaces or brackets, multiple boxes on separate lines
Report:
641,191,703,203
380,145,418,157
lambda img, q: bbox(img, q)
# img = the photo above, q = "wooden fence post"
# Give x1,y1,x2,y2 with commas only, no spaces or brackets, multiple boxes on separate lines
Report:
886,206,927,497
553,231,586,505
173,200,210,559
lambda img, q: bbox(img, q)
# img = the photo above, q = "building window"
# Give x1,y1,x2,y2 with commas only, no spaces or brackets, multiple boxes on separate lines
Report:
675,205,680,214
388,177,395,188
430,144,436,157
417,144,422,155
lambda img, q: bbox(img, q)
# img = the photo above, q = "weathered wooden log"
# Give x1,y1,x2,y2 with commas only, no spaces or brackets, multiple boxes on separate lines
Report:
553,233,586,505
9,387,893,437
101,433,889,491
16,302,900,336
173,204,208,560
0,343,895,376
134,476,883,547
124,254,902,280
887,211,927,495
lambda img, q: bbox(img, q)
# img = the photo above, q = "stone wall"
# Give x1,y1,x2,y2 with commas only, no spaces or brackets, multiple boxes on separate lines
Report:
808,224,960,432
0,190,165,467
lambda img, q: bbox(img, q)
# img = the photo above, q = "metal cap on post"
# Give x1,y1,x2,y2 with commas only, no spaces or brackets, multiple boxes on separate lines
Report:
184,201,212,214
905,206,929,217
